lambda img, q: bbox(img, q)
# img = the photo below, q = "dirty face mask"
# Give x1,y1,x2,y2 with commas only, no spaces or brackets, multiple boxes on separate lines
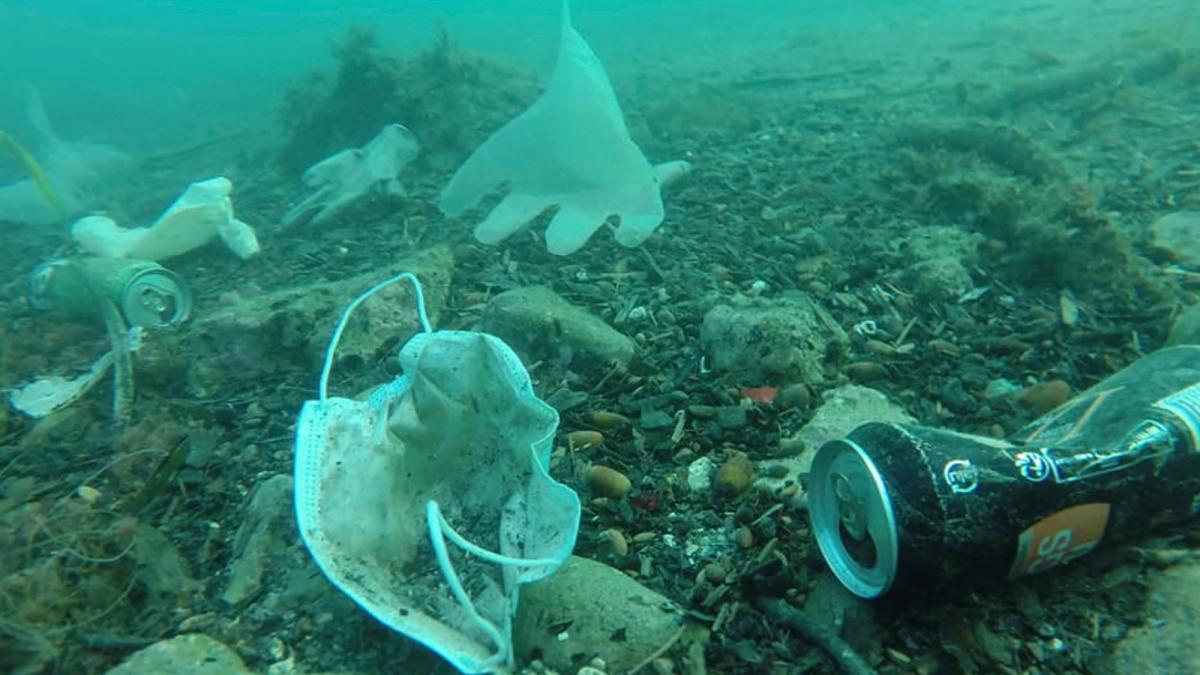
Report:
293,273,581,674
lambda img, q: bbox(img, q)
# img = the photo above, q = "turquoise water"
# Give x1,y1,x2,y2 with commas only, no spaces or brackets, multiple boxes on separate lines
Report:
1,1,1199,673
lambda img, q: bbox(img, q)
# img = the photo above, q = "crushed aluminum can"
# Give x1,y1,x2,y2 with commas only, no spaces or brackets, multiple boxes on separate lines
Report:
809,345,1200,598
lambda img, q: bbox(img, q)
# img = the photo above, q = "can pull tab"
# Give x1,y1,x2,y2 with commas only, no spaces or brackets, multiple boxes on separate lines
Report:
134,283,178,324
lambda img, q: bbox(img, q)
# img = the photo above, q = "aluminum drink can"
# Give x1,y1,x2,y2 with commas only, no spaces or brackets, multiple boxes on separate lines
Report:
808,345,1200,598
28,257,191,328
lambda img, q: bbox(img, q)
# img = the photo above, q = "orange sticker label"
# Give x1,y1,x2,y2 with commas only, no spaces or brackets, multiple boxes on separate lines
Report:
1009,503,1111,577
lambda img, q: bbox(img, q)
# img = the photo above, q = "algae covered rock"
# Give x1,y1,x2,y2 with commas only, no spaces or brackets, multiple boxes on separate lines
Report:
1167,304,1200,346
514,556,697,673
482,286,635,370
141,246,453,398
104,634,250,675
1149,211,1200,269
700,292,848,385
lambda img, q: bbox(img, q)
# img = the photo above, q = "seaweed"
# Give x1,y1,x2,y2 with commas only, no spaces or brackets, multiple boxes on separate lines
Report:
279,24,536,177
889,124,1153,294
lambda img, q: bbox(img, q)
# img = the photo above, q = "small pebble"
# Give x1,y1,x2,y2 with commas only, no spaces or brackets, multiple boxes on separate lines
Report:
1020,380,1072,415
702,562,728,584
774,383,811,410
567,430,604,449
734,526,754,549
864,339,896,357
927,339,960,357
587,465,631,499
714,452,754,496
844,361,888,382
76,485,102,504
589,411,630,428
777,436,807,456
764,463,789,479
600,528,628,556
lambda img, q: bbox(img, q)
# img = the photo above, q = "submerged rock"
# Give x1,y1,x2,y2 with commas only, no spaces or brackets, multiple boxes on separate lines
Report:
1167,304,1200,346
756,385,914,507
141,246,453,398
1096,561,1200,674
1149,211,1200,269
482,286,635,370
221,474,295,605
513,556,698,673
104,634,250,675
700,292,848,385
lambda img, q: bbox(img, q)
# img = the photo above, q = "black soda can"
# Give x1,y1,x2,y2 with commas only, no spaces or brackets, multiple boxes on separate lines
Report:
808,345,1200,598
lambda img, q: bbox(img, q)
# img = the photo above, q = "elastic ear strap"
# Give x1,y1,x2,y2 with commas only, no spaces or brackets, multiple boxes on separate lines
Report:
425,500,509,671
429,499,561,569
318,272,432,400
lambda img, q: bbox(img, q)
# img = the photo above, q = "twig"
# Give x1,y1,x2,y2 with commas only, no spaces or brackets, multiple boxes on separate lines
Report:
628,623,687,674
756,598,878,675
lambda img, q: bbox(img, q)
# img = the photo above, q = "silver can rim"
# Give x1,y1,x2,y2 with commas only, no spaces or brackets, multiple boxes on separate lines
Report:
809,437,900,598
120,267,192,328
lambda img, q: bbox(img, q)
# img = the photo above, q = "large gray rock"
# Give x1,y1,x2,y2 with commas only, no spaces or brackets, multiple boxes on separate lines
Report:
104,634,250,675
1097,561,1200,674
700,292,848,385
513,556,695,673
142,246,453,397
481,286,635,370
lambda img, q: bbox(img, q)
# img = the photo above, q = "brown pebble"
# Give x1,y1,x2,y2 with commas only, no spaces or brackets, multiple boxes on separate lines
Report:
775,384,811,410
1020,380,1072,415
778,436,807,456
927,339,960,357
631,532,657,544
844,361,888,382
982,238,1007,256
601,528,628,556
734,526,754,549
589,411,630,428
714,452,754,496
587,465,631,499
702,562,728,584
764,463,790,479
864,339,896,357
981,337,1033,354
567,430,604,449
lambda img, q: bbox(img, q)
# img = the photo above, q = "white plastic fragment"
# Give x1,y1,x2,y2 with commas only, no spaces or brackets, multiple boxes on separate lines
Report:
7,328,143,418
71,177,259,261
282,124,420,228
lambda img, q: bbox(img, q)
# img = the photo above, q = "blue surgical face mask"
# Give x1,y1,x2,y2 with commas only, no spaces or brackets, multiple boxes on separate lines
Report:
293,272,580,674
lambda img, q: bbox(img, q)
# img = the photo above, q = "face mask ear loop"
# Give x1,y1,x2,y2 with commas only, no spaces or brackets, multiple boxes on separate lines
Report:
427,499,561,570
425,501,510,670
317,272,433,401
